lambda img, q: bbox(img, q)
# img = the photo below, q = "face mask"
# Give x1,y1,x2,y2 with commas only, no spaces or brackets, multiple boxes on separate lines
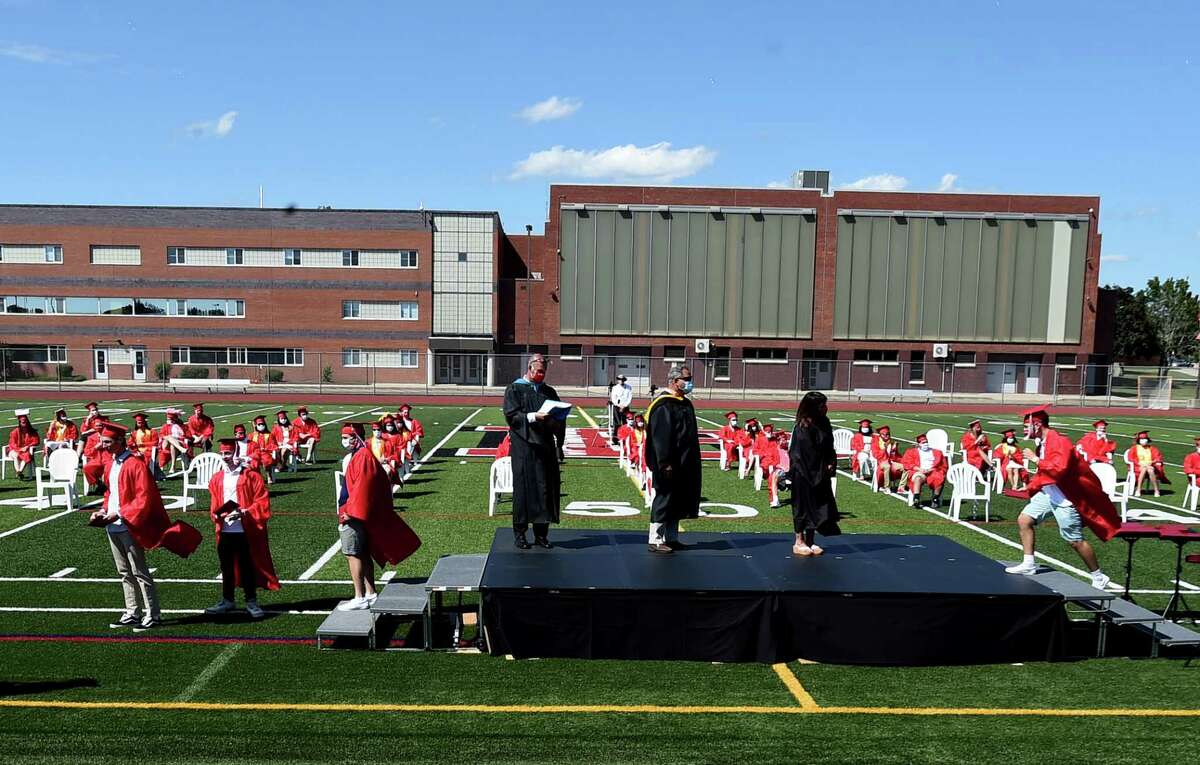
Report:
278,418,287,425
256,424,266,432
530,369,546,384
919,443,930,452
385,424,395,433
682,381,694,395
236,433,246,441
58,414,66,422
1006,438,1015,445
372,431,381,439
1139,439,1149,446
300,414,309,421
730,419,738,427
1097,430,1106,438
341,436,355,451
861,427,870,434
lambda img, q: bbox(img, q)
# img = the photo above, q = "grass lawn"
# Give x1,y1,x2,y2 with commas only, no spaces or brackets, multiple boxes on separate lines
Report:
0,397,1197,764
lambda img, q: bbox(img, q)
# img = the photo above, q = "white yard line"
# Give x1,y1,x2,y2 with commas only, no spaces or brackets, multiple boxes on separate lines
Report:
0,509,77,540
48,567,76,578
176,642,242,702
0,576,355,585
406,407,483,477
0,606,331,615
297,543,342,581
0,400,132,425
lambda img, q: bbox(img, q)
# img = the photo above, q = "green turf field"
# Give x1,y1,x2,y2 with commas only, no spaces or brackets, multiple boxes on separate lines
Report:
0,398,1197,764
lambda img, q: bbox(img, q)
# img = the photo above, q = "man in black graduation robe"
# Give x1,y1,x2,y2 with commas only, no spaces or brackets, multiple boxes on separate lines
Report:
502,355,566,549
644,364,701,553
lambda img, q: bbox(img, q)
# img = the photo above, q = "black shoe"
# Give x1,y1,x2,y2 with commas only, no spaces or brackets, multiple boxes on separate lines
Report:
647,543,673,554
132,618,160,632
931,496,941,509
108,613,139,629
514,535,531,550
665,540,689,551
533,537,553,549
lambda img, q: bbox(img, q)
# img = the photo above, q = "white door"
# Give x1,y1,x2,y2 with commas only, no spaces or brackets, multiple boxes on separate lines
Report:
591,356,608,387
985,364,1017,394
615,356,650,390
93,349,109,380
1023,363,1040,394
132,348,147,381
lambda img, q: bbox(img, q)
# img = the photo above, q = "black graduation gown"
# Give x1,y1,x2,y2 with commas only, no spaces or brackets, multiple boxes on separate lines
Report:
787,416,842,536
502,379,565,525
644,393,702,524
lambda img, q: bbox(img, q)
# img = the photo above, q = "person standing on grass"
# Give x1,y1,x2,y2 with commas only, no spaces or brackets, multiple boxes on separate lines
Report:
502,354,566,550
787,391,841,556
205,439,278,619
609,373,633,444
1004,406,1118,589
644,364,701,554
6,409,40,481
89,422,201,631
336,423,421,610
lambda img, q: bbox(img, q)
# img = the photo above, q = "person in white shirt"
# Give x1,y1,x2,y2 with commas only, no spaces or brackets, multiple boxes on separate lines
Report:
609,374,634,444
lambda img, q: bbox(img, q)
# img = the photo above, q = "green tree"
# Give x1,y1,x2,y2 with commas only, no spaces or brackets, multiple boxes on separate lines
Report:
1106,285,1161,361
1140,277,1200,363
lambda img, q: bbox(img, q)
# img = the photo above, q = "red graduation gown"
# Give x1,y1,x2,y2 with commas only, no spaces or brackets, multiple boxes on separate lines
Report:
7,427,39,467
339,448,420,566
961,432,992,469
208,469,279,591
1077,433,1117,464
901,447,946,491
1124,444,1170,484
106,454,202,556
187,414,215,442
1029,429,1120,542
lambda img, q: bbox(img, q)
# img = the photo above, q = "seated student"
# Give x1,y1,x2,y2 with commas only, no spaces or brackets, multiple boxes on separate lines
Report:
44,408,79,454
247,415,278,484
756,424,780,491
1184,437,1200,492
849,419,874,481
1125,431,1169,497
130,413,163,481
717,411,741,472
157,408,192,472
739,419,761,477
961,419,994,477
993,429,1028,490
872,425,903,493
6,410,40,481
270,410,296,473
397,404,424,466
901,433,947,508
80,419,111,493
767,431,791,509
76,401,103,457
291,407,321,464
1077,420,1118,464
187,403,215,453
366,421,402,489
630,414,649,475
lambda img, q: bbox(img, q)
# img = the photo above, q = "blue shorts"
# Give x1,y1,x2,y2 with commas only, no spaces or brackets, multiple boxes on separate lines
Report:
1021,492,1084,543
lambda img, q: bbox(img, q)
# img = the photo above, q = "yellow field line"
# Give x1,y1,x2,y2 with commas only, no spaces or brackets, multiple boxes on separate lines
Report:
772,662,819,710
2,699,1198,718
578,407,600,428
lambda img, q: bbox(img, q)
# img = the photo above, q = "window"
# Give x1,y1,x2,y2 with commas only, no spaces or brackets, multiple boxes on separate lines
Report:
399,250,418,268
98,298,134,316
64,297,100,315
187,299,229,317
185,347,227,365
664,345,687,362
457,252,468,263
133,299,169,316
284,248,302,266
399,301,418,320
342,250,359,267
342,300,361,319
231,299,245,317
560,344,583,359
711,347,731,380
342,348,363,367
91,246,141,265
854,349,900,364
226,248,244,265
909,351,926,384
174,299,187,316
47,297,65,314
227,347,248,365
171,347,189,364
744,347,788,362
953,351,976,367
1055,353,1077,369
10,345,66,363
285,348,303,366
167,247,186,264
4,296,47,314
44,245,63,263
399,350,419,368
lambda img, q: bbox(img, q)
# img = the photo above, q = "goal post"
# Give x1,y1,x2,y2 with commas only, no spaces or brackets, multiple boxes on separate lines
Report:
1136,375,1172,410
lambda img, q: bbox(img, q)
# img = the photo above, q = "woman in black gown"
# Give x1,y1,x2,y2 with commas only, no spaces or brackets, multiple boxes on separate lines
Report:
787,391,841,556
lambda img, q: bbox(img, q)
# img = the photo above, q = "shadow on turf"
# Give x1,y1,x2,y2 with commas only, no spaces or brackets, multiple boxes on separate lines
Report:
0,678,99,697
164,596,346,626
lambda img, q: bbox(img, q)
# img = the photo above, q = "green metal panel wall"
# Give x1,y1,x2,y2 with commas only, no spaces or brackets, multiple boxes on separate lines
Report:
559,208,816,338
832,214,1089,343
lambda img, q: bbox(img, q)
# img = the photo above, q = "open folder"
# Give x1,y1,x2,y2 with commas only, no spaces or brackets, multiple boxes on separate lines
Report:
537,399,572,421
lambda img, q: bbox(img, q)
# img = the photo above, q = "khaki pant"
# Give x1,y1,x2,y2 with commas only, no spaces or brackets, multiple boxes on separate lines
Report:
108,529,160,620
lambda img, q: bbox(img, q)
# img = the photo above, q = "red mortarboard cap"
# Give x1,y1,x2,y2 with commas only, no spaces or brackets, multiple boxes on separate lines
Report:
1021,405,1050,420
400,404,412,412
133,411,147,420
878,425,891,434
193,403,204,409
233,423,247,434
85,401,99,410
724,411,737,420
1003,429,1016,437
98,421,128,438
1093,419,1107,427
1136,431,1150,440
217,438,237,454
967,418,981,427
916,433,928,443
276,410,288,417
253,415,267,424
763,423,774,431
342,423,365,438
858,419,872,426
297,406,308,414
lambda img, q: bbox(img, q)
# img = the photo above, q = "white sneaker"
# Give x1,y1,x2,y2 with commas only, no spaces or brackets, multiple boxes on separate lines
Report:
365,592,378,606
1090,573,1112,590
336,597,370,611
1004,561,1039,575
204,599,236,615
245,600,265,619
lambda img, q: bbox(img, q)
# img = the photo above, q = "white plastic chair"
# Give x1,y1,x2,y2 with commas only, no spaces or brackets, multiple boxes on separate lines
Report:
341,452,353,472
946,463,991,522
299,439,317,465
1181,475,1198,513
738,445,752,480
833,429,854,469
41,441,74,466
753,453,764,491
488,456,514,517
926,429,952,463
1,444,40,480
181,453,224,507
35,448,79,511
1122,453,1137,495
1090,462,1130,521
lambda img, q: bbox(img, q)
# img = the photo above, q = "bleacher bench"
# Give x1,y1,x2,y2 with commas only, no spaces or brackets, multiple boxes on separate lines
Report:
852,388,934,404
168,378,252,394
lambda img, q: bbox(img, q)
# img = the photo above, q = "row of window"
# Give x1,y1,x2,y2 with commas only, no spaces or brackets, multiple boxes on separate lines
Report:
341,300,419,321
7,345,68,363
341,348,420,368
2,296,245,317
0,244,63,263
167,247,418,269
168,346,419,369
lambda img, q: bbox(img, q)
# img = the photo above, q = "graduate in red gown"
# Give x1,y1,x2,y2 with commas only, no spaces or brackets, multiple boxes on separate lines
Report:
993,429,1028,490
6,409,40,480
80,419,111,493
157,408,192,471
247,415,278,483
366,420,402,488
756,424,780,496
270,410,296,472
79,402,103,447
738,419,759,478
205,438,278,618
130,412,162,480
291,406,320,464
1125,431,1170,497
767,430,790,508
1004,406,1116,589
336,423,421,610
44,407,79,452
1077,420,1118,464
960,419,994,475
187,403,215,452
872,425,903,492
397,404,424,470
901,433,947,508
1184,437,1200,495
849,419,874,479
717,411,741,472
495,433,512,459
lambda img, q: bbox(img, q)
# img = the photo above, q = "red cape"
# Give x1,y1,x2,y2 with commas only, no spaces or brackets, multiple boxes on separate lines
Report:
340,448,421,566
106,454,202,556
208,469,279,591
1029,429,1121,542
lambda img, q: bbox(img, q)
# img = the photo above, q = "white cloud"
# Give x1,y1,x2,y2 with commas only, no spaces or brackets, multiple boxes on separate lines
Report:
510,141,716,182
1100,254,1131,263
839,173,909,192
936,173,960,192
765,180,791,189
0,42,107,65
186,110,238,138
518,96,582,123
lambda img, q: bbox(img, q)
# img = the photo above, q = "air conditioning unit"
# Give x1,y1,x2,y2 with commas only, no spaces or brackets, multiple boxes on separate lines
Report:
932,343,950,359
530,271,543,281
695,339,711,354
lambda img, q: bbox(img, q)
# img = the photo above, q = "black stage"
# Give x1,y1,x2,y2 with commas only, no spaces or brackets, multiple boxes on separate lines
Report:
480,529,1068,665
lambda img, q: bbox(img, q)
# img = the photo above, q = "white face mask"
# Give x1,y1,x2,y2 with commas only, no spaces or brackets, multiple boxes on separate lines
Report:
730,419,738,427
919,443,930,452
341,436,354,451
278,418,288,425
256,424,266,432
300,414,309,421
1139,439,1149,446
1096,429,1106,438
372,431,381,439
1006,438,1016,445
861,427,870,434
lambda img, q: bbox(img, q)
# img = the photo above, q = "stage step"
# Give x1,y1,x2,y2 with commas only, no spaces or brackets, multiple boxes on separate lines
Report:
316,605,377,649
371,582,430,616
426,553,487,591
999,565,1116,604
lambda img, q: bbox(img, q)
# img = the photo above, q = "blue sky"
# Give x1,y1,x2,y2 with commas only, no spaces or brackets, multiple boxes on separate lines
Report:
0,0,1196,288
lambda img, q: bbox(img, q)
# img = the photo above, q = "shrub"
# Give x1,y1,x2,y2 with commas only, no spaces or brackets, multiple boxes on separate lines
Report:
322,365,334,383
217,367,230,379
154,361,171,381
181,366,210,379
265,370,285,383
